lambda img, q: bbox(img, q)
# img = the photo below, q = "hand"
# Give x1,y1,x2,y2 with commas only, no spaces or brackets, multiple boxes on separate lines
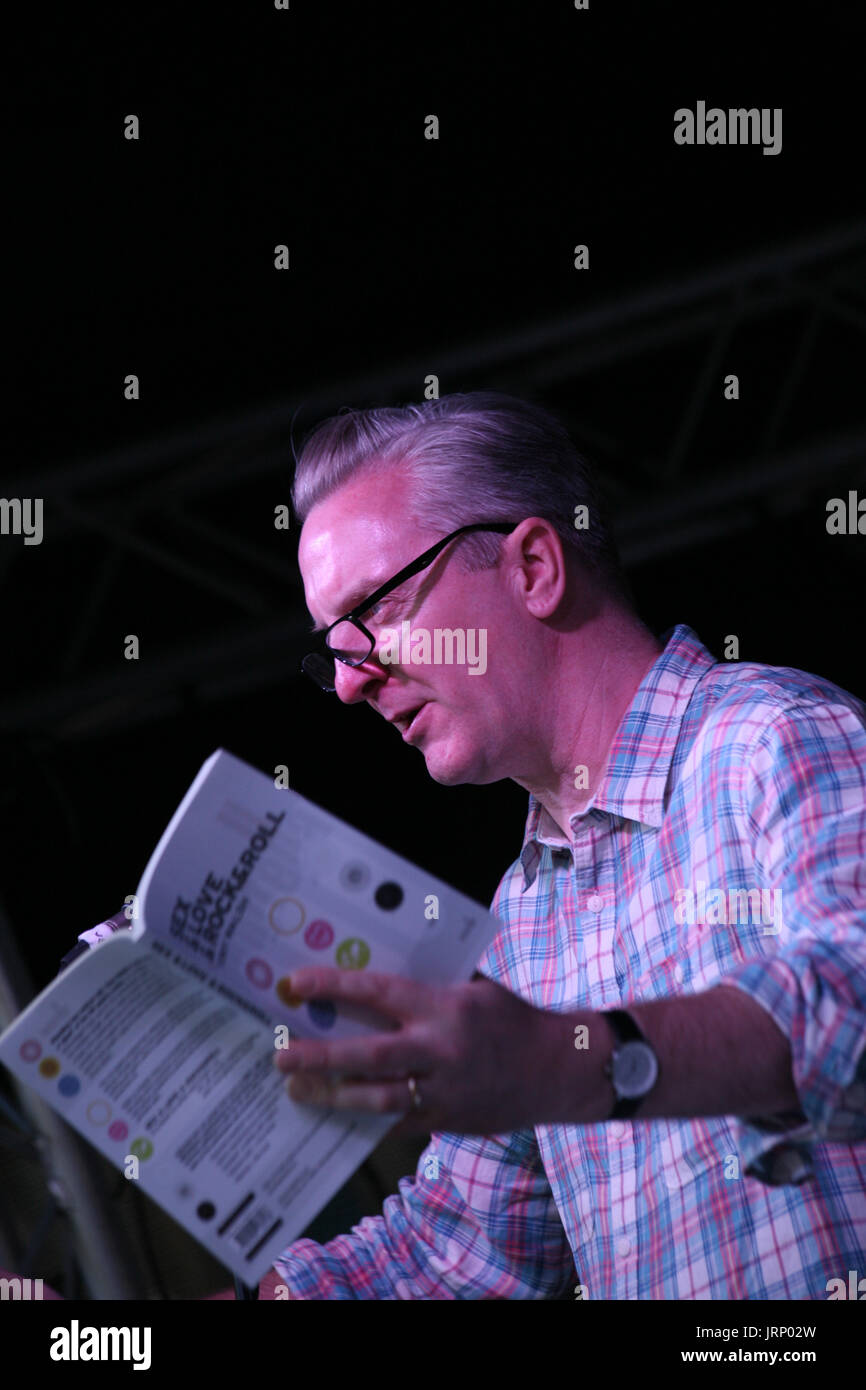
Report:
272,967,569,1136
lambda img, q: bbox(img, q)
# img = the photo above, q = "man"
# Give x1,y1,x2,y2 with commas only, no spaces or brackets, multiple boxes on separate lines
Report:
269,390,866,1298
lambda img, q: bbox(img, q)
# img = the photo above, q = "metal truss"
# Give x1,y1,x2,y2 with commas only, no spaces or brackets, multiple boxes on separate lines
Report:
3,219,865,739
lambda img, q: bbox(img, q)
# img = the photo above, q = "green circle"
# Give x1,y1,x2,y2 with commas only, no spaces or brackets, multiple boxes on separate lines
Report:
130,1137,154,1161
335,937,370,970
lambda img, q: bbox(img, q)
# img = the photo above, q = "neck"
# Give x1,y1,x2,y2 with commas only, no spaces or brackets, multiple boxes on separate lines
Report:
518,608,663,841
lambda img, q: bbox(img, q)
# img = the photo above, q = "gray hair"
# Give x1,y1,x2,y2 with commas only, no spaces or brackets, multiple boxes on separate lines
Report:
291,391,633,603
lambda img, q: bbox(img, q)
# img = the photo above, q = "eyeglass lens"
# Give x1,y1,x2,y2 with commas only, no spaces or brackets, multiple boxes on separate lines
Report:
326,619,372,662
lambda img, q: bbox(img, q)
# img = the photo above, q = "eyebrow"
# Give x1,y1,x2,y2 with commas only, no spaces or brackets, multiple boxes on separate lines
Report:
308,580,386,633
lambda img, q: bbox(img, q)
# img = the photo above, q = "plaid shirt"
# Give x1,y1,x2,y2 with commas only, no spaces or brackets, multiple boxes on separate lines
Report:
273,624,866,1298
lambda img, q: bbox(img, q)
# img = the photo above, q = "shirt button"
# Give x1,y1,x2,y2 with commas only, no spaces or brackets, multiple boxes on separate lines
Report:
616,1237,631,1257
609,1121,626,1139
673,964,684,984
586,894,604,912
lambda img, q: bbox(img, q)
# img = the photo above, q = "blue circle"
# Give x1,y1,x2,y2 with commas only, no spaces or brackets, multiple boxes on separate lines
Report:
58,1074,81,1097
308,999,336,1030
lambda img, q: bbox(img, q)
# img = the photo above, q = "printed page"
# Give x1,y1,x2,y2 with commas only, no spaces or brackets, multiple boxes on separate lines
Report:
0,933,392,1286
136,748,500,1040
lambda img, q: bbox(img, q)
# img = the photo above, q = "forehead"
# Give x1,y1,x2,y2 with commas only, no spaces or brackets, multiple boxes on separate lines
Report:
298,466,426,619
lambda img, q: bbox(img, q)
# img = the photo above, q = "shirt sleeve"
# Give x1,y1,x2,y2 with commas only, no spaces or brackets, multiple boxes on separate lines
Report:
270,1125,575,1299
720,695,866,1186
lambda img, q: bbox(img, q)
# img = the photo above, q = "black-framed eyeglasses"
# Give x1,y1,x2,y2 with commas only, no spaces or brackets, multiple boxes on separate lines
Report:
301,521,519,692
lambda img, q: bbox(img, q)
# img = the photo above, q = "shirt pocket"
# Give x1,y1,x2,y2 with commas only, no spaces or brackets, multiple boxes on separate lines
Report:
631,918,760,999
657,1118,734,1197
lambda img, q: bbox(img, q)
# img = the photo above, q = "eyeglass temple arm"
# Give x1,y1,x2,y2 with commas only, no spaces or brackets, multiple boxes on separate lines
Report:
343,522,518,621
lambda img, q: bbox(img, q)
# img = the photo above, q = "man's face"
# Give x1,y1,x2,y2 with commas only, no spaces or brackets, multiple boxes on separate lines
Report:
298,466,529,787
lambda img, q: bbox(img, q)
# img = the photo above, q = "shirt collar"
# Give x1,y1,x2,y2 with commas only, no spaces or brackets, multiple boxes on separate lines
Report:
517,624,717,886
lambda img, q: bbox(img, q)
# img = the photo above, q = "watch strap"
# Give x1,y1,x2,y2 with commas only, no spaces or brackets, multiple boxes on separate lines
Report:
603,1009,652,1119
604,1008,644,1044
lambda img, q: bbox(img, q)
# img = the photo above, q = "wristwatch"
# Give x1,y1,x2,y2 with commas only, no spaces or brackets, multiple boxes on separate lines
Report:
601,1009,659,1119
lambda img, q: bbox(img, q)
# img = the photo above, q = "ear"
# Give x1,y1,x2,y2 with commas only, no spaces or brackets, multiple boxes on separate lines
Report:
510,519,568,620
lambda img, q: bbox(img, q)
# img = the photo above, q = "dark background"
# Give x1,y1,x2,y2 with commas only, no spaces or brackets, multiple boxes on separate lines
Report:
2,0,865,1297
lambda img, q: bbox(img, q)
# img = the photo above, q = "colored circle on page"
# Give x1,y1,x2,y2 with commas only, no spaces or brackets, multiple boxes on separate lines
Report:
268,897,306,936
276,976,304,1008
58,1074,81,1098
130,1137,153,1161
308,999,336,1030
197,1201,216,1221
108,1120,129,1142
246,957,274,989
19,1039,41,1063
304,919,334,951
87,1100,112,1126
375,880,404,911
39,1057,61,1079
339,861,370,891
335,937,370,970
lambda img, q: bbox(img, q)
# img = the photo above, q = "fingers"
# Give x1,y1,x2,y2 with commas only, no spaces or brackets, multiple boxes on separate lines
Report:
274,1034,426,1078
284,967,434,1022
285,1073,422,1117
272,969,440,1083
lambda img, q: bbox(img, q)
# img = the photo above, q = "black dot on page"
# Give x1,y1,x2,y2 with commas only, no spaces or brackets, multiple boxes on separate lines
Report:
197,1201,216,1221
374,881,404,910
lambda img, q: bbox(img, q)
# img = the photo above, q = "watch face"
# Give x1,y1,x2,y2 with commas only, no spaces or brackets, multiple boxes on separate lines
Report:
614,1041,658,1099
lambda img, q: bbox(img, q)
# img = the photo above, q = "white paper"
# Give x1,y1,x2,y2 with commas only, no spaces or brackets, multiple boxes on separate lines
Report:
0,749,501,1286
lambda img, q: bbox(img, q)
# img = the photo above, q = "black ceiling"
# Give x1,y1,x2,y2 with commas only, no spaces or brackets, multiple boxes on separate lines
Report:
4,0,866,986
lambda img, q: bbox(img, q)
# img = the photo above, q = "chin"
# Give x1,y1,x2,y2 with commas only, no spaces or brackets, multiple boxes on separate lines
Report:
427,763,472,787
422,742,488,787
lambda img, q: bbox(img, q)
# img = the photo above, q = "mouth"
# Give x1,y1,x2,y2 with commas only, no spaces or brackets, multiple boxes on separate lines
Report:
394,703,428,740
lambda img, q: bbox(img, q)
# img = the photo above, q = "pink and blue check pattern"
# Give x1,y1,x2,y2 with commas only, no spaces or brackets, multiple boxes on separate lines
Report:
273,624,866,1298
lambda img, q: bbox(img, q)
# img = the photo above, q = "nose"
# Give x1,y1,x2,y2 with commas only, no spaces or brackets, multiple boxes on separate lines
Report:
333,656,386,704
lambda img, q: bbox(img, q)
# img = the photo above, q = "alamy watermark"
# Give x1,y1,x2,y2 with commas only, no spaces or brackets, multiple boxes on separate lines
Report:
674,103,782,156
826,491,865,534
674,881,782,935
1,1276,43,1299
378,620,487,675
826,1269,866,1299
49,1321,151,1369
0,497,43,545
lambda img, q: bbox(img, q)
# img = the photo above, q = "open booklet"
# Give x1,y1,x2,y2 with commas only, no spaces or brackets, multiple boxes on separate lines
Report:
0,749,501,1287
